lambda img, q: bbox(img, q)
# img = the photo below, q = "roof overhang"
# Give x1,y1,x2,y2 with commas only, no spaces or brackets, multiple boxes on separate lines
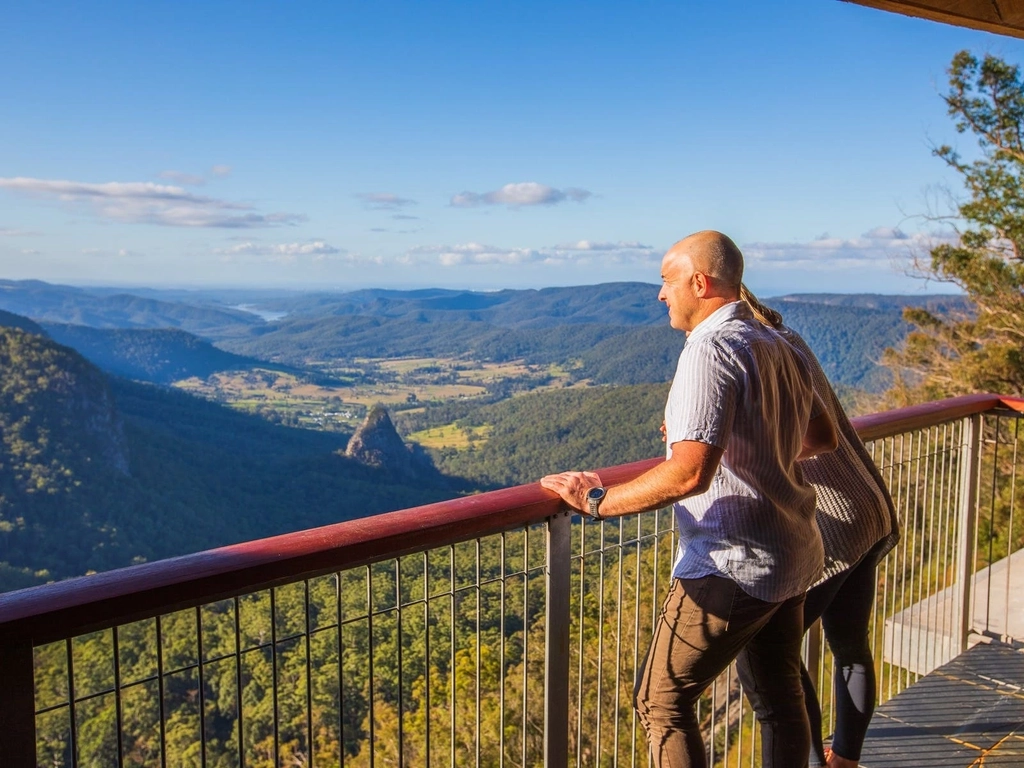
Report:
843,0,1024,39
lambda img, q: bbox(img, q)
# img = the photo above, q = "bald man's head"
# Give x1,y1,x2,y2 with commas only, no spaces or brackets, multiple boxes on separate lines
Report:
668,230,744,295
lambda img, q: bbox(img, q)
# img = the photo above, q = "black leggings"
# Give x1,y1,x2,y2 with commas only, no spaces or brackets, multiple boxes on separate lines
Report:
738,539,887,767
800,540,887,765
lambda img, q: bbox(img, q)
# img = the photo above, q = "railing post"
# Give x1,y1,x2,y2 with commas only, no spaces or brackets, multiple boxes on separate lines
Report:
954,413,982,653
545,511,572,768
0,640,37,767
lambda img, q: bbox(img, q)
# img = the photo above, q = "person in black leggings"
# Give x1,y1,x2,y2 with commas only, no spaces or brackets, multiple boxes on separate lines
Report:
738,286,900,768
797,539,890,766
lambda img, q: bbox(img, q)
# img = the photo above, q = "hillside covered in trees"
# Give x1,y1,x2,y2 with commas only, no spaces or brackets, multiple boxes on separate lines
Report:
0,322,466,592
0,279,965,392
395,384,670,488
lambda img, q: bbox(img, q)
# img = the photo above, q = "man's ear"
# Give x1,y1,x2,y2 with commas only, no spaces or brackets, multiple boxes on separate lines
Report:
692,271,710,298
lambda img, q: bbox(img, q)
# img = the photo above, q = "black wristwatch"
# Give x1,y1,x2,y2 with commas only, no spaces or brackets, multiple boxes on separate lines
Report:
586,486,606,520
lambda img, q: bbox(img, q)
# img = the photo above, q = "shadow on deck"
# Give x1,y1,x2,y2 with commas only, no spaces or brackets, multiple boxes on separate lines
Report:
859,641,1024,766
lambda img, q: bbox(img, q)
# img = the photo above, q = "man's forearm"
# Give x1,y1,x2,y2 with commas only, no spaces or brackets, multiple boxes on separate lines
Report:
600,450,714,517
540,441,723,518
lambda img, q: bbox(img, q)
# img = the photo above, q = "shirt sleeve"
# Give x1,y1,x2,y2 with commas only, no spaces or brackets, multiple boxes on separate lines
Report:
664,339,740,450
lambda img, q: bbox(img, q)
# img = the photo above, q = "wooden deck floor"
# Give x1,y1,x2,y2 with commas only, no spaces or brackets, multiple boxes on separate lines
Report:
859,641,1024,766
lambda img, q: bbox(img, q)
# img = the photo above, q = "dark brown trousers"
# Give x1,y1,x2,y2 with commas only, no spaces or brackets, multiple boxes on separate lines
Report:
635,576,810,768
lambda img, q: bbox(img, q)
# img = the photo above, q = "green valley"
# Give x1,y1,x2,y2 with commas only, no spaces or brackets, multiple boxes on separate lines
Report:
0,279,969,591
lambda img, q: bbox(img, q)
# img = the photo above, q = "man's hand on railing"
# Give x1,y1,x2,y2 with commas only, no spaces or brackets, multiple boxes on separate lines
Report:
540,470,604,515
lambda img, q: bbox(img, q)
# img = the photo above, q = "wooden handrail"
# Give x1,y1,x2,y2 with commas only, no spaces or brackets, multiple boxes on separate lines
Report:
1,394,1021,646
0,458,660,644
851,393,1001,441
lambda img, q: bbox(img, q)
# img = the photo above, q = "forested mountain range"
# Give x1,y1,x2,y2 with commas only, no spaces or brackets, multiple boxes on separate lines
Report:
0,278,971,591
213,294,917,391
0,321,465,592
0,279,260,335
42,324,286,385
0,278,968,391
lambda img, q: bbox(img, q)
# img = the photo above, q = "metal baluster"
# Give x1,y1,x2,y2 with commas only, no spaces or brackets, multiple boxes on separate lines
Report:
475,540,481,768
424,553,432,766
367,567,376,768
305,580,314,766
499,534,506,768
234,597,244,768
156,617,166,768
270,589,280,768
545,511,571,768
1004,416,1021,644
197,606,206,767
0,640,36,768
113,627,124,767
450,547,456,768
955,414,982,654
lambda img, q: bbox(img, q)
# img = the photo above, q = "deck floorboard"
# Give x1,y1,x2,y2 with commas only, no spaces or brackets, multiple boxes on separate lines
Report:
859,641,1024,767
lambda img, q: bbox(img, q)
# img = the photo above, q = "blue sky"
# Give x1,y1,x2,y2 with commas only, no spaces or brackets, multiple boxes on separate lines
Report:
2,1,1022,296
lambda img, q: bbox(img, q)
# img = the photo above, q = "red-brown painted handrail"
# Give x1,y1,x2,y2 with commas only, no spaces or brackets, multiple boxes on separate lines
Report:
850,393,1024,441
0,457,660,645
1,394,1021,647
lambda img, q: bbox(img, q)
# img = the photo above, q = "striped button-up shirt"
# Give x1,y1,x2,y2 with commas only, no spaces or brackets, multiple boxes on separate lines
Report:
665,301,824,602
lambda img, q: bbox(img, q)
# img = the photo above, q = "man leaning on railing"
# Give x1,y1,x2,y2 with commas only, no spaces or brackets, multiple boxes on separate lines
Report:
541,230,837,768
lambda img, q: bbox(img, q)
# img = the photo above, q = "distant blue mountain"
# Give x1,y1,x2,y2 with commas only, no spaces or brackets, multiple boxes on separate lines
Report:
42,324,278,385
0,279,968,392
0,279,261,335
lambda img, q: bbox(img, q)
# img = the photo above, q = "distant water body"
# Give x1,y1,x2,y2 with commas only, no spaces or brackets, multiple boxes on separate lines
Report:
231,304,289,322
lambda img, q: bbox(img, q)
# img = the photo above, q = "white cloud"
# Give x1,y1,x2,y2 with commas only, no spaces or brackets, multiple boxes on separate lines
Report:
20,249,41,256
356,192,417,210
77,247,144,258
216,239,344,263
451,182,592,208
159,170,206,186
211,165,232,177
742,227,950,270
555,240,653,252
405,239,657,267
0,177,305,228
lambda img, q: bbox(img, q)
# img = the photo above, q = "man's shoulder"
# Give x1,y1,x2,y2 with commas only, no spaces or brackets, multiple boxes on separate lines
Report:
688,315,769,354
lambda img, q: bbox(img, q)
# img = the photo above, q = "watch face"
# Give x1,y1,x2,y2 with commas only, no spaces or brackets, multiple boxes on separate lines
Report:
587,487,606,501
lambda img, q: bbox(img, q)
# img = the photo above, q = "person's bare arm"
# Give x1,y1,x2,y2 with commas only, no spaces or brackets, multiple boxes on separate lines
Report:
540,440,723,518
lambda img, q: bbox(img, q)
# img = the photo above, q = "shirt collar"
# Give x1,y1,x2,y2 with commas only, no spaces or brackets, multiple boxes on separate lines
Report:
686,300,751,342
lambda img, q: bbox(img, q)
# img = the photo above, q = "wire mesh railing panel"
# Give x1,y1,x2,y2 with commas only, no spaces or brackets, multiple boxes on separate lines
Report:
973,411,1024,645
856,422,968,702
33,525,550,768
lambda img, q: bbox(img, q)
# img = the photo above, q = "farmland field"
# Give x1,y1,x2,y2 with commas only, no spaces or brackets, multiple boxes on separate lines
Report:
173,356,572,436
